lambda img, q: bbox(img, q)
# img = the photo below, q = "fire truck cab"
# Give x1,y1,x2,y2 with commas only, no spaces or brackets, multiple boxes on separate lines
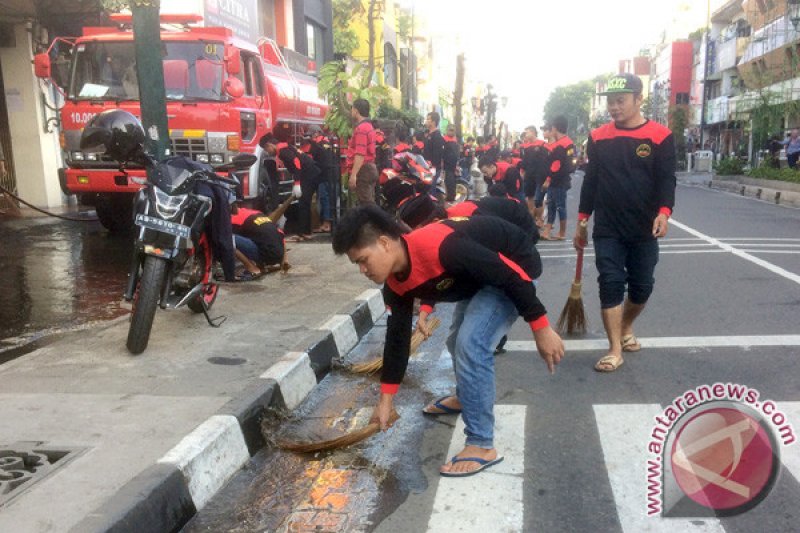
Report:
35,13,327,232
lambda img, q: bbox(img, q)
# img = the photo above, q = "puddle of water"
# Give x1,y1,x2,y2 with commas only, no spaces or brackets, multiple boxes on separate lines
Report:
0,220,130,348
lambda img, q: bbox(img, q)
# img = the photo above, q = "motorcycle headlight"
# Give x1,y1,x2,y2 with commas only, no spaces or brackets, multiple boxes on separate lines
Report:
153,187,189,220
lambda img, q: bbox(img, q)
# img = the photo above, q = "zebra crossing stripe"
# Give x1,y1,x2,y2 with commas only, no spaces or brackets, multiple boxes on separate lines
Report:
505,335,800,353
426,405,526,532
777,402,800,486
593,404,725,532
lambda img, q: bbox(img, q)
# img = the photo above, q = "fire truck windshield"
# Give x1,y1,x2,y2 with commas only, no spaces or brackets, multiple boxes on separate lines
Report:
70,41,226,102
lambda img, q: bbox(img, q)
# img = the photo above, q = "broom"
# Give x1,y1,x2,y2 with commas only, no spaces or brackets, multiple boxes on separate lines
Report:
556,247,587,335
278,410,400,453
350,317,441,374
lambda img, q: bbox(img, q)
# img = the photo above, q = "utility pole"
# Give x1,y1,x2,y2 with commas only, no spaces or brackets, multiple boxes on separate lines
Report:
699,0,711,151
131,0,169,162
453,54,465,139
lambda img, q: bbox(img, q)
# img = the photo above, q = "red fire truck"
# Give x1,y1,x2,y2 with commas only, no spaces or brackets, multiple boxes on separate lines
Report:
35,13,327,232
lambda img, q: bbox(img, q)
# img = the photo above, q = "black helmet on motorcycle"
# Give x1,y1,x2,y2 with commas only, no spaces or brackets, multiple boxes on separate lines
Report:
80,109,145,162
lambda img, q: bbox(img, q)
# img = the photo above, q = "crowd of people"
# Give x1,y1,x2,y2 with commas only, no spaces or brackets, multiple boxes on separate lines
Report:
332,72,677,478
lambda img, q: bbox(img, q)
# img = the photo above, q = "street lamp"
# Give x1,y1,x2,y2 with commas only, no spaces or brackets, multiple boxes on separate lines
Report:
789,0,800,32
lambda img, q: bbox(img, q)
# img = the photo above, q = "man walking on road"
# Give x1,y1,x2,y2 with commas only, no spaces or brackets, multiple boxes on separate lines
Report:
348,99,378,205
574,73,676,372
423,112,445,184
333,205,563,476
541,116,575,240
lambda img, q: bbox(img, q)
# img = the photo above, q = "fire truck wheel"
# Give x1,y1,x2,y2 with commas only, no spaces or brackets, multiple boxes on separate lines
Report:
95,195,134,234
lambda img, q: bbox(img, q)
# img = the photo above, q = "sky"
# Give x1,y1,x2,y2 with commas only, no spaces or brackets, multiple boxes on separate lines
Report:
411,0,722,130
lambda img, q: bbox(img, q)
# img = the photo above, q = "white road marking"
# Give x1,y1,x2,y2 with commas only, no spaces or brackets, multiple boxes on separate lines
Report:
777,402,800,484
671,219,800,286
594,404,724,532
505,335,800,353
735,244,800,248
426,405,526,533
721,238,800,242
740,250,800,254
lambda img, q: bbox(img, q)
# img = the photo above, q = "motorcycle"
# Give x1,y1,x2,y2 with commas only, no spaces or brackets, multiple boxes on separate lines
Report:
378,152,470,211
122,152,256,354
79,109,256,354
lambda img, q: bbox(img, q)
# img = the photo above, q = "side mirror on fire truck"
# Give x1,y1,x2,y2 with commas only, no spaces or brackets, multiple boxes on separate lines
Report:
34,53,51,79
224,76,244,99
224,46,241,75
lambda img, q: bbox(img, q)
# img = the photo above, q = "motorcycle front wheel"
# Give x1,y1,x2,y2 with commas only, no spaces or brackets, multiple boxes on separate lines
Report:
126,255,167,354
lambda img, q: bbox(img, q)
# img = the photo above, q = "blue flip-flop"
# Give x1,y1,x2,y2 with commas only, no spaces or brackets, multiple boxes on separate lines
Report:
440,456,504,477
422,396,462,415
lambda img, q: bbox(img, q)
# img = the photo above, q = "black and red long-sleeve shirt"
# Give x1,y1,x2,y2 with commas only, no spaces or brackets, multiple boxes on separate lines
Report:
442,135,460,171
545,135,575,189
380,216,548,393
579,120,676,241
489,160,522,195
519,139,549,185
446,196,539,246
276,142,321,187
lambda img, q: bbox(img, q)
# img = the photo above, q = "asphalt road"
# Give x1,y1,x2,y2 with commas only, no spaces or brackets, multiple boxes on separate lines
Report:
185,179,800,533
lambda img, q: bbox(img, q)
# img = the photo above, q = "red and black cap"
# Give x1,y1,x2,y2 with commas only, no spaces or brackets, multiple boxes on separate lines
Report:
598,73,643,95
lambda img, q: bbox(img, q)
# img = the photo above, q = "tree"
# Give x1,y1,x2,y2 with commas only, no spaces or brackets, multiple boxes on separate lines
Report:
542,80,594,143
317,60,388,139
669,104,690,171
332,0,362,56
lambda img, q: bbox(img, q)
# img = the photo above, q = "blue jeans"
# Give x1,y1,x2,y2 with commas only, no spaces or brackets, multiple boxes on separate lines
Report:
234,235,259,263
317,181,332,222
445,286,518,449
594,237,659,308
546,186,567,224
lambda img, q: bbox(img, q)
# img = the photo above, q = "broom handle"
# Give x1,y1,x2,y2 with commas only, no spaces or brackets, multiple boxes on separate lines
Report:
575,248,584,282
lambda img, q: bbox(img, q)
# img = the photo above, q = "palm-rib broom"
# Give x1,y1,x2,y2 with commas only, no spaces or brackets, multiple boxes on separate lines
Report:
278,410,400,453
556,248,587,334
350,317,441,374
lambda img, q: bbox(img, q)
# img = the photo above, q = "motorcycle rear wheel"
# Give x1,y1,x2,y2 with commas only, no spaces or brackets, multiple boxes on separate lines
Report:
186,234,218,313
126,256,167,354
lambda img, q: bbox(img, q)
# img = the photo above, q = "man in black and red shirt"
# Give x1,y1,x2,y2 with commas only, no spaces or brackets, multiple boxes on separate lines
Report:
442,125,460,202
479,155,522,198
231,205,287,275
333,205,564,477
261,134,321,241
541,116,576,240
574,73,675,373
519,126,549,224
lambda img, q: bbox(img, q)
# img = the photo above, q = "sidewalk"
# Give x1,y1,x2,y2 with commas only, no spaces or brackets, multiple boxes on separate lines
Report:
677,171,800,208
0,212,384,533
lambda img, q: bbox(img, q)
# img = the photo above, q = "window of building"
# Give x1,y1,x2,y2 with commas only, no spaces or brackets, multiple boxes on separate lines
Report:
306,21,324,63
384,43,398,88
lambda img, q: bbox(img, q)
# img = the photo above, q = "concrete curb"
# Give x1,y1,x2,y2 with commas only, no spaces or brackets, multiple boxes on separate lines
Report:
72,288,385,533
709,179,800,208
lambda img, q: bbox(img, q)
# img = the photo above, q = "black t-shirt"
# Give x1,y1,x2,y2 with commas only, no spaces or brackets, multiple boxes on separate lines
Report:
232,208,285,265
